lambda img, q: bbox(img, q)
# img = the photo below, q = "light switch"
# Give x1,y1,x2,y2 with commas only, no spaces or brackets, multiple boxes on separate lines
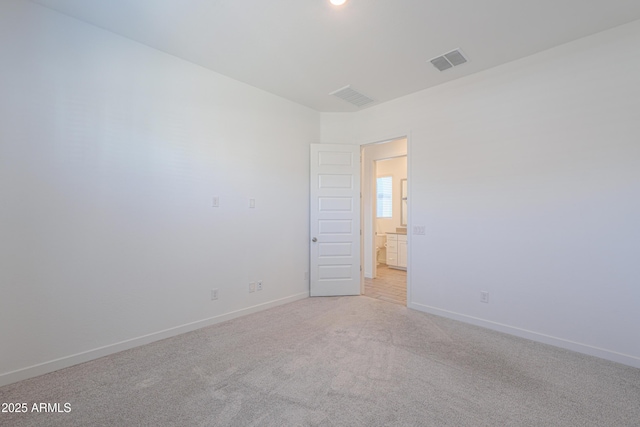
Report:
413,226,425,235
249,198,255,208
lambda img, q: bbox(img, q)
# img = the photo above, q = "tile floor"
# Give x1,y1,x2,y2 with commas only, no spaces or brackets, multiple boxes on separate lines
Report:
364,264,407,306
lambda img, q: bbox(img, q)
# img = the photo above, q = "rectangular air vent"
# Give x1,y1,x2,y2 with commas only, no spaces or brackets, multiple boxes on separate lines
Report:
430,48,468,72
330,85,375,108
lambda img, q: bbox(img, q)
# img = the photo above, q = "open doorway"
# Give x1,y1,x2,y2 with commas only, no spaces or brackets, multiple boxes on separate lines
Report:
361,138,408,306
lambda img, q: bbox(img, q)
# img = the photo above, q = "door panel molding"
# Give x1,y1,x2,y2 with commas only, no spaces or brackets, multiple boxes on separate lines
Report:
310,144,361,296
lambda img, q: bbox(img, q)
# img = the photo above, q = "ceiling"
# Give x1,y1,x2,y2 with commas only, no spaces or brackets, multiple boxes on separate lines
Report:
30,0,640,112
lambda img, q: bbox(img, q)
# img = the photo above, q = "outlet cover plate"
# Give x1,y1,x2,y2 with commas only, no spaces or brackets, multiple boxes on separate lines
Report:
480,291,489,303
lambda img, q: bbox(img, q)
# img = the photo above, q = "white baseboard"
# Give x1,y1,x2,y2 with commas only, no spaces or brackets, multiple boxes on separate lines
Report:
0,292,309,387
409,301,640,369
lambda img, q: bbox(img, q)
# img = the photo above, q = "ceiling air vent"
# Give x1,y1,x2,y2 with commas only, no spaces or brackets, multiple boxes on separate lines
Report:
430,48,468,71
330,85,375,108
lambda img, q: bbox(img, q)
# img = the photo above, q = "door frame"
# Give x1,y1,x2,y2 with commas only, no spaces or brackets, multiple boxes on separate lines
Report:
357,132,412,306
370,154,408,278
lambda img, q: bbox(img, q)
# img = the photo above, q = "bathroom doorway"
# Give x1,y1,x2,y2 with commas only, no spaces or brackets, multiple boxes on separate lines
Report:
361,139,408,306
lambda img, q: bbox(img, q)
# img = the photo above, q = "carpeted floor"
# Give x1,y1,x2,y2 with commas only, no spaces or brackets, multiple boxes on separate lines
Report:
1,296,639,426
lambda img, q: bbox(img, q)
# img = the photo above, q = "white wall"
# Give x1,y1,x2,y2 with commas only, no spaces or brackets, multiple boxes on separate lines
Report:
0,0,317,386
362,139,407,278
322,20,640,367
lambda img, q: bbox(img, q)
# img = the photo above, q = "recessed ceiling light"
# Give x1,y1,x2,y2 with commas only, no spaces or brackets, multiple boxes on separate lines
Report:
329,0,348,5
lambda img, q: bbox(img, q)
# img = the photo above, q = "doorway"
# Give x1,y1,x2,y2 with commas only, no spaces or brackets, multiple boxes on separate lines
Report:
360,138,408,306
308,138,409,303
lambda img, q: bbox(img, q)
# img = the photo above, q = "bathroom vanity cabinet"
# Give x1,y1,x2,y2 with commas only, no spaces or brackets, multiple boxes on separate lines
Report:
386,233,407,270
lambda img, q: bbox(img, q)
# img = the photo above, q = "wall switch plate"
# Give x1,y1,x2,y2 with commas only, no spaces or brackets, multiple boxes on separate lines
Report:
249,198,255,208
257,281,263,291
249,282,256,293
413,226,426,235
480,291,489,303
212,196,219,207
304,271,309,280
211,289,219,300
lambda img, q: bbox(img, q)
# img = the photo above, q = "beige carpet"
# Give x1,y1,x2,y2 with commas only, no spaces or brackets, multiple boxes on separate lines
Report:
1,296,639,426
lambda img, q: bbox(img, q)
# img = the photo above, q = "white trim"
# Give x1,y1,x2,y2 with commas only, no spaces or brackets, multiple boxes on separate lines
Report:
405,131,412,307
0,292,309,387
409,302,640,369
355,129,413,148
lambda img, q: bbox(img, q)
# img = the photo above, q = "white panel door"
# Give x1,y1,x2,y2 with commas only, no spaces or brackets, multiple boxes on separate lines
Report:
310,144,361,296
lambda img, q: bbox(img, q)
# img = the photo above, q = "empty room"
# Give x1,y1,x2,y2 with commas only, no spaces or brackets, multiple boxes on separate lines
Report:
1,0,639,426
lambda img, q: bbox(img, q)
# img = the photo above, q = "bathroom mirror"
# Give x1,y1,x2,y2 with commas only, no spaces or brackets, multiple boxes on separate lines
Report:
401,179,407,226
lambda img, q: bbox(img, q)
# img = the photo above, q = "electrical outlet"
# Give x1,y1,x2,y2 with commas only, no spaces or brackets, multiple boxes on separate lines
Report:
257,281,263,291
249,282,256,293
211,289,219,300
212,196,219,207
480,291,489,303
